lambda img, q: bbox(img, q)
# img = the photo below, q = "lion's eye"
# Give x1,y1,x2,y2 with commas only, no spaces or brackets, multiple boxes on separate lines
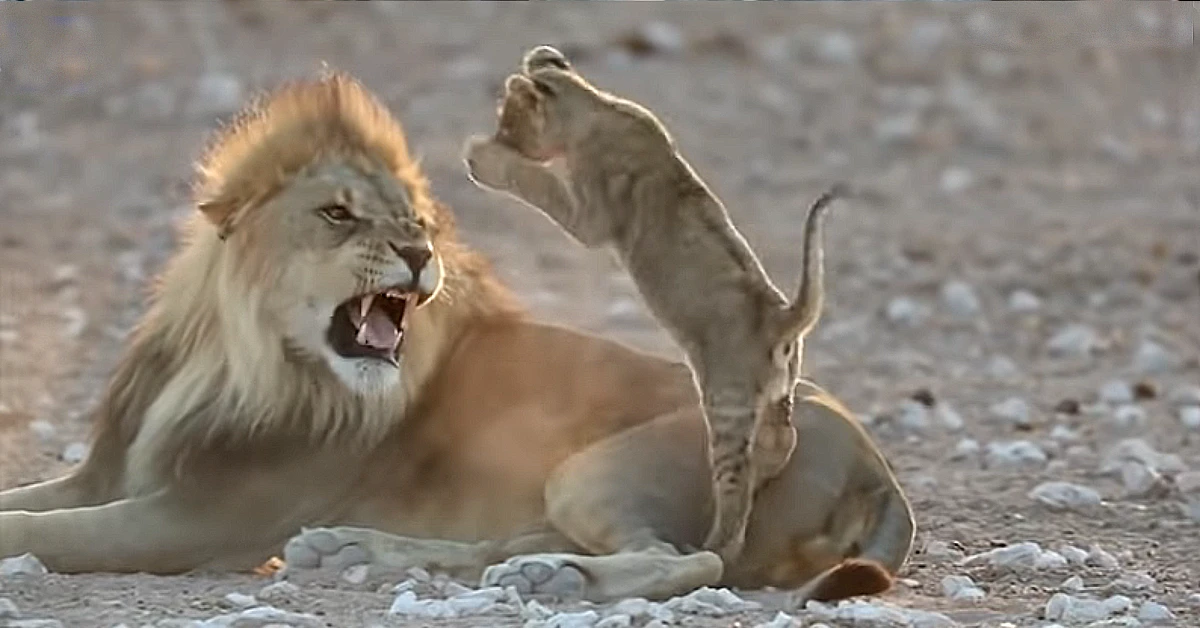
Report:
318,204,354,223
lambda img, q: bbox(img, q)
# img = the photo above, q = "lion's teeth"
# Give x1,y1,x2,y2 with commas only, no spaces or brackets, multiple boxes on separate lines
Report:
356,319,370,345
402,295,417,328
359,293,375,323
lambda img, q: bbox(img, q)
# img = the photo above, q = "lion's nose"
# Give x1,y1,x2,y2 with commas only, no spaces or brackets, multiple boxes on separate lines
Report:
389,242,433,279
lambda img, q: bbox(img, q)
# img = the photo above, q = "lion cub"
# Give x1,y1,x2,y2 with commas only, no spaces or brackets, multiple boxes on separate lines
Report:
464,45,842,563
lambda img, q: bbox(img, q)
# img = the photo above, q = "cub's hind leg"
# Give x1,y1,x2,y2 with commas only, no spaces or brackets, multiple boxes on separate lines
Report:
482,407,723,602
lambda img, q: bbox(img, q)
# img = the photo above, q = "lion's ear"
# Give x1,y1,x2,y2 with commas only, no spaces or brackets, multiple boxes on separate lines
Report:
197,197,243,241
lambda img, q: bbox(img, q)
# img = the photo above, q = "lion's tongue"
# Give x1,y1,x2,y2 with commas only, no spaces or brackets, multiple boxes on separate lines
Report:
355,305,400,351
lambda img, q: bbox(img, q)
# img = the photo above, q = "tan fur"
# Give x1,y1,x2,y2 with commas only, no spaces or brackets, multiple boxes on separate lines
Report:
0,72,911,603
464,45,844,563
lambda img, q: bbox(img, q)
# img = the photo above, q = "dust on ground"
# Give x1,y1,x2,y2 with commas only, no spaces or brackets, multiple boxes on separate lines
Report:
0,3,1198,627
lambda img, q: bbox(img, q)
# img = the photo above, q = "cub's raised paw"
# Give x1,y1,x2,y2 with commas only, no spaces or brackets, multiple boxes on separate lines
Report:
522,45,572,73
481,554,587,600
282,526,375,572
463,136,519,191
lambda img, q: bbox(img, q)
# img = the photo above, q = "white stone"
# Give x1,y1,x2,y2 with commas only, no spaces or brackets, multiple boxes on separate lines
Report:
1061,575,1085,592
1137,601,1174,622
989,397,1033,428
1007,289,1042,312
1133,340,1177,374
1087,545,1121,570
5,620,64,628
951,438,980,460
896,400,930,432
1110,572,1156,593
985,440,1047,469
986,355,1020,379
885,296,928,326
1100,439,1186,475
523,600,555,621
388,591,457,619
1029,482,1102,511
1100,380,1135,404
941,575,985,601
340,564,369,585
60,442,89,464
940,167,975,195
1045,593,1132,624
936,404,965,431
1087,618,1142,628
663,587,759,616
923,540,964,563
805,599,954,628
29,419,56,442
1035,550,1069,571
752,612,798,628
0,598,19,619
543,610,600,628
1109,405,1147,430
960,542,1043,571
940,280,981,317
222,593,257,610
639,22,685,53
1119,462,1167,498
0,553,47,576
1175,471,1200,494
204,605,322,628
1047,324,1099,358
1179,406,1200,430
1050,425,1081,443
256,581,300,606
815,31,858,65
874,112,921,145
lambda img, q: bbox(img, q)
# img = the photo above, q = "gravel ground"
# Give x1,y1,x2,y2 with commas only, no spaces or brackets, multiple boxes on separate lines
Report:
1,3,1198,627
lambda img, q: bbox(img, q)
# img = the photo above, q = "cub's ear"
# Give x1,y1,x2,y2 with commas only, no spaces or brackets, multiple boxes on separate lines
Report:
198,197,245,241
523,45,572,74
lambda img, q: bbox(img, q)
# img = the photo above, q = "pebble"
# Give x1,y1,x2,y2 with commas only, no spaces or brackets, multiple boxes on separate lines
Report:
752,612,799,628
0,597,18,619
923,540,965,563
874,112,921,145
1179,406,1200,430
941,575,985,602
1045,593,1133,624
4,620,64,628
1099,380,1135,404
939,280,981,317
961,542,1045,571
221,593,258,610
340,564,369,585
61,442,89,464
29,419,56,442
1109,572,1156,593
936,404,965,431
1100,439,1186,476
0,553,48,576
1175,471,1200,494
986,355,1020,379
985,440,1047,469
952,438,980,460
1086,545,1121,570
896,399,931,432
1133,340,1177,374
939,167,976,195
885,296,929,326
595,614,633,628
638,21,685,54
989,396,1033,428
1137,602,1174,623
540,610,600,628
1050,425,1081,443
662,587,760,616
805,599,955,628
1007,289,1042,312
1047,324,1099,358
1029,481,1103,511
1061,575,1085,592
815,31,859,65
188,72,244,118
1118,461,1168,498
1109,405,1148,430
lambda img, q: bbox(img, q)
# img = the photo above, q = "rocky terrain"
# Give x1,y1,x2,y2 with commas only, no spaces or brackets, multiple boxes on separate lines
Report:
0,3,1197,627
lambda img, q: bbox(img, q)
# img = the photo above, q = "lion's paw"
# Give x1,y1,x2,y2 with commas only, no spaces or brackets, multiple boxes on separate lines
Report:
481,554,587,599
463,136,516,192
283,527,374,572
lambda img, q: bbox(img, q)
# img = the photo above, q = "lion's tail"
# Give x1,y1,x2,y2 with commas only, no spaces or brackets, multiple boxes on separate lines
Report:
780,184,846,340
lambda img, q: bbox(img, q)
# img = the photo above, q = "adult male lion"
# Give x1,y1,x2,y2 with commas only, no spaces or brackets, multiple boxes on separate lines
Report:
0,73,914,603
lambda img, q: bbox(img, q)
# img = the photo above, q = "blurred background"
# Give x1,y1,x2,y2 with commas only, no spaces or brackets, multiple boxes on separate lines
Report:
0,3,1197,622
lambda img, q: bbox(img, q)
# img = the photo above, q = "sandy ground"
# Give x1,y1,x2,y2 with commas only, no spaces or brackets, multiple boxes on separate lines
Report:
1,3,1198,627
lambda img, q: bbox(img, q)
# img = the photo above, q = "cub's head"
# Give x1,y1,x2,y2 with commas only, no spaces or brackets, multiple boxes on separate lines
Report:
192,73,448,395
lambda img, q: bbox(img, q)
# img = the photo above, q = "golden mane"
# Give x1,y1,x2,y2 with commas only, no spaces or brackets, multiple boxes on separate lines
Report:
100,73,523,494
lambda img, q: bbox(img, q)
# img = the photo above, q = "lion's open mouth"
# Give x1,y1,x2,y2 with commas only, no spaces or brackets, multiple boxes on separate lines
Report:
327,288,418,366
